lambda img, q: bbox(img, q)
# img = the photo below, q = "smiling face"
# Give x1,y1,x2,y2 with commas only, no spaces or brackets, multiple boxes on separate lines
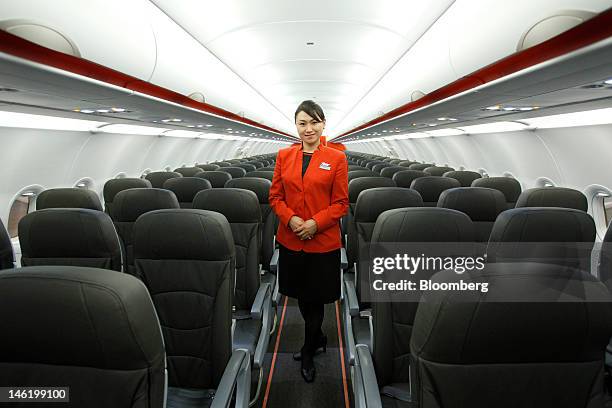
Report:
295,110,325,147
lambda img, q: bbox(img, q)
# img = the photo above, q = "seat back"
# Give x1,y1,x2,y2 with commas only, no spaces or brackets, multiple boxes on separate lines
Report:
0,265,166,407
371,207,474,388
443,170,481,186
392,170,427,188
410,176,461,206
225,178,276,271
145,171,182,188
471,176,522,209
112,189,180,271
134,209,234,389
408,163,434,171
398,160,418,167
246,170,274,181
19,209,122,271
515,187,587,211
423,166,454,176
195,170,233,188
438,187,506,242
174,166,204,177
487,207,595,270
197,164,221,171
410,262,612,408
599,223,612,290
379,166,405,178
103,178,151,216
163,177,212,208
235,163,257,173
372,163,392,174
193,188,261,311
36,188,103,211
0,219,14,269
348,170,379,182
222,166,248,179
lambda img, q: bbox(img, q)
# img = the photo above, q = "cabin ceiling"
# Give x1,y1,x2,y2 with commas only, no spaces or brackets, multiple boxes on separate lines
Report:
0,0,610,140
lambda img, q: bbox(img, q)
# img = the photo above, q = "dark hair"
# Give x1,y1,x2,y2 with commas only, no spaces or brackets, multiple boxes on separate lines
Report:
294,100,325,123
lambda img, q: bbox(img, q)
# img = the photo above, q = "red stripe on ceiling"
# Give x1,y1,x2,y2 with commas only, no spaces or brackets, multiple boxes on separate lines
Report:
338,7,612,139
0,29,294,138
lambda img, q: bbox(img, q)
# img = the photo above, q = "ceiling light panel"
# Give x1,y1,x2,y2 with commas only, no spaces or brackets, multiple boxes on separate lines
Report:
0,110,107,131
523,107,612,128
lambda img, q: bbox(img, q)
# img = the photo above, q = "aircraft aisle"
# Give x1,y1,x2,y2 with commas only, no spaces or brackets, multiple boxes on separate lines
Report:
255,297,353,408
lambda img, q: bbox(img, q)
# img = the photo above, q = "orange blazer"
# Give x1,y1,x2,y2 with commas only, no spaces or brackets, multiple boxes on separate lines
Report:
269,143,349,253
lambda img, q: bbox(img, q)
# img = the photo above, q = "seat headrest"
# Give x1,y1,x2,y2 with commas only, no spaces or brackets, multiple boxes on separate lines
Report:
354,188,423,223
408,163,434,170
19,209,121,260
515,187,587,211
103,178,151,203
236,163,257,172
348,170,379,182
424,166,455,176
224,177,272,203
246,171,274,181
174,166,204,177
134,209,234,261
222,167,248,178
438,187,506,221
162,177,212,203
410,176,461,202
112,188,179,222
349,177,396,203
471,177,521,203
443,170,482,187
380,166,405,178
144,171,182,188
392,170,427,188
487,208,595,267
0,265,164,369
195,171,233,188
197,164,221,171
411,262,612,364
36,188,102,211
488,207,595,243
372,207,475,242
398,161,417,167
193,188,261,223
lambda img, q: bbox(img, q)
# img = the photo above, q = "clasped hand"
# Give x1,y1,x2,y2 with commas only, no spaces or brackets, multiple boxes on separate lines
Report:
289,216,317,240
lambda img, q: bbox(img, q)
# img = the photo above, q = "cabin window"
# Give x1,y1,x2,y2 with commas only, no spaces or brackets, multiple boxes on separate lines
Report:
7,193,35,238
603,195,612,228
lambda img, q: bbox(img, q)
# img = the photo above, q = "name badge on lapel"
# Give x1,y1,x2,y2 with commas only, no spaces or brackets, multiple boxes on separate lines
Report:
319,162,331,171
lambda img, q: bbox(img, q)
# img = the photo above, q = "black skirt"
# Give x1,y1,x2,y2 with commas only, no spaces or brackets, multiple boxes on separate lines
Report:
278,244,341,304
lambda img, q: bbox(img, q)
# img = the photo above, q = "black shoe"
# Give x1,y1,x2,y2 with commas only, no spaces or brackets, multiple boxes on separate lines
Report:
301,355,316,383
293,335,327,361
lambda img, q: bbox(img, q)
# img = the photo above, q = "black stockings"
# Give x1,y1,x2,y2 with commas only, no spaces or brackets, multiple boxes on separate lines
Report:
298,299,324,362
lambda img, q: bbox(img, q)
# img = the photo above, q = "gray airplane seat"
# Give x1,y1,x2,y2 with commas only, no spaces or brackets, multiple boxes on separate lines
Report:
235,163,257,173
195,170,233,188
103,178,151,216
380,166,406,179
36,188,103,211
471,177,522,209
410,176,461,206
112,188,180,272
398,160,418,167
215,161,233,167
133,209,252,408
487,207,595,271
0,265,167,407
392,170,427,188
404,262,612,408
246,170,274,182
348,170,379,182
515,187,588,211
197,164,221,171
145,171,182,188
174,166,204,177
423,166,455,176
372,163,392,174
222,166,248,179
18,208,122,271
0,219,14,269
438,187,507,242
352,207,475,408
443,170,482,187
408,163,434,171
163,177,212,208
346,177,397,271
600,224,612,291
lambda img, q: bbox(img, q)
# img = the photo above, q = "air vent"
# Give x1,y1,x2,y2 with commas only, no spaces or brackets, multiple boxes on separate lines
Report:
0,19,80,57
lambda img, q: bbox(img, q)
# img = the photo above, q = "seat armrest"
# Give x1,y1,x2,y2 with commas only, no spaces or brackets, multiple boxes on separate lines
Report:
340,247,348,270
270,248,279,273
210,348,251,408
343,292,357,365
253,287,272,368
355,345,383,408
251,283,271,320
345,279,360,317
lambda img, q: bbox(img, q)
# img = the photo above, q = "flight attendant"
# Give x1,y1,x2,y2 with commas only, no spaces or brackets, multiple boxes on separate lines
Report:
269,100,348,383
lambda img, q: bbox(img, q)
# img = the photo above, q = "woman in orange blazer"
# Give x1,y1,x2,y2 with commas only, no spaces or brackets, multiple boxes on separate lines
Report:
269,100,348,383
